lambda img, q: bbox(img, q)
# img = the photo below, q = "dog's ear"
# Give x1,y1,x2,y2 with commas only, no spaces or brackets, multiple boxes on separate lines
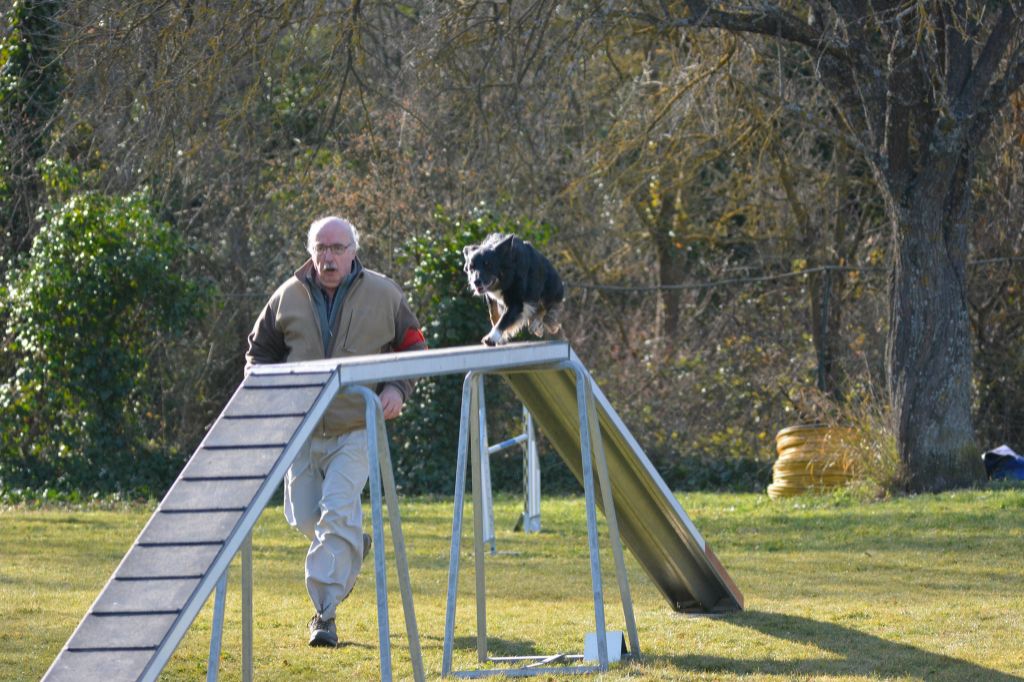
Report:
494,234,516,256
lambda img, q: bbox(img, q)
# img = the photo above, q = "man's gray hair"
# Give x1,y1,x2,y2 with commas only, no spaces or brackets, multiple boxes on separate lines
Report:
307,216,360,255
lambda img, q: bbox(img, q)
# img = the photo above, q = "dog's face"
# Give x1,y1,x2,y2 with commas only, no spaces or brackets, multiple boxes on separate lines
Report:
463,236,514,296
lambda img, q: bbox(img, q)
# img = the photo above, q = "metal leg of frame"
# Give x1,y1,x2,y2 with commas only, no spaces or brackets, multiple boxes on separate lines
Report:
442,372,478,677
206,534,255,682
366,399,392,682
582,371,640,657
477,383,497,554
572,367,609,670
470,373,489,662
374,401,425,681
241,532,253,682
347,385,424,682
206,571,228,682
521,407,541,533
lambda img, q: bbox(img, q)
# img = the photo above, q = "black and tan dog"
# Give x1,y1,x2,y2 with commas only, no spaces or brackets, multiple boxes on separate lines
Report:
463,233,564,346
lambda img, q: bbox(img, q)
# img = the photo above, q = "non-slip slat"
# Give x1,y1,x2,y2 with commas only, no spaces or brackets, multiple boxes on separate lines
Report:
138,510,244,545
202,415,304,448
160,477,264,512
66,613,177,650
44,650,153,682
179,447,281,480
224,385,324,417
91,578,200,614
116,544,221,579
242,372,333,388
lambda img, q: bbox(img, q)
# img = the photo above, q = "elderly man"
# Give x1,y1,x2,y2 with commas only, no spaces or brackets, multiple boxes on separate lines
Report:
245,216,425,647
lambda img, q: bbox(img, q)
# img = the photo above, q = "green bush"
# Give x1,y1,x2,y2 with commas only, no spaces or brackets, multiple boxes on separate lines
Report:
0,190,204,497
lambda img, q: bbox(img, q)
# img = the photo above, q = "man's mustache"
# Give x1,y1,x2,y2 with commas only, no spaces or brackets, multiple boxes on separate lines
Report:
322,263,338,272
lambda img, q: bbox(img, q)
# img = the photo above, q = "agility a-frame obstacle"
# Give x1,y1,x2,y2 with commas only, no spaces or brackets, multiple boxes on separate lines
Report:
43,342,741,681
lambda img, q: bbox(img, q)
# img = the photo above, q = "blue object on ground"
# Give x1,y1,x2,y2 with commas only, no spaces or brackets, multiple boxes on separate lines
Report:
981,445,1024,481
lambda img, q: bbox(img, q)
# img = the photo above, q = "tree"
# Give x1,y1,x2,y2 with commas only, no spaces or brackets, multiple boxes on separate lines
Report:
969,91,1024,450
400,4,889,487
0,0,63,260
622,1,1024,491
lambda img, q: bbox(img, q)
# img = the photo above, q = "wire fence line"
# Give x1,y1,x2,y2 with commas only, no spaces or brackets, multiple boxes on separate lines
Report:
210,257,1022,298
567,257,1022,294
567,264,879,293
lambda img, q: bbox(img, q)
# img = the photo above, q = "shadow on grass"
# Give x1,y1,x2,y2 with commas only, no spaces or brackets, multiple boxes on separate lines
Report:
660,610,1022,681
452,636,544,658
335,639,376,651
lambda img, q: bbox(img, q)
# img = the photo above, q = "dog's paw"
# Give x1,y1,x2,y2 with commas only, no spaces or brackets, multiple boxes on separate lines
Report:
482,328,503,346
528,317,544,336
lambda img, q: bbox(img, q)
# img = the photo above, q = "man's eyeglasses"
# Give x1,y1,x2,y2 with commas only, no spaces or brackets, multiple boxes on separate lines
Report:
314,242,353,256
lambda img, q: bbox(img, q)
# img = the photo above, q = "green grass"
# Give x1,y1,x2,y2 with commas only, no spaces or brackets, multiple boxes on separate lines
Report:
3,488,1023,681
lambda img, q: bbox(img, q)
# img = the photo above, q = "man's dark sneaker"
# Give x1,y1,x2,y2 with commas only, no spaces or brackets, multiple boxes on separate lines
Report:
308,613,338,647
363,532,372,559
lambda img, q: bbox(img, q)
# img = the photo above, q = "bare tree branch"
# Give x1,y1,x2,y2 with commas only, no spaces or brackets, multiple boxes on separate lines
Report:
941,0,971,101
971,46,1024,144
625,1,853,61
956,3,1020,118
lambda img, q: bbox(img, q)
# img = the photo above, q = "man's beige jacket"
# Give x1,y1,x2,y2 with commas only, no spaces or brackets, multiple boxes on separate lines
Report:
246,258,426,436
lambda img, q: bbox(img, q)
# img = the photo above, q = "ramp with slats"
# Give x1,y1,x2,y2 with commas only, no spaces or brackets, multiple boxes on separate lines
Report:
43,370,339,682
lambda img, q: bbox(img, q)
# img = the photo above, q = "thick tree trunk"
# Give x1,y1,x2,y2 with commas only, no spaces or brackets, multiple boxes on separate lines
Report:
885,156,985,491
654,236,686,338
638,190,686,338
809,268,844,400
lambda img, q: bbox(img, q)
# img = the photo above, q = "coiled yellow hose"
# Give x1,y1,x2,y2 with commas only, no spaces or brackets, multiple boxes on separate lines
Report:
767,424,855,499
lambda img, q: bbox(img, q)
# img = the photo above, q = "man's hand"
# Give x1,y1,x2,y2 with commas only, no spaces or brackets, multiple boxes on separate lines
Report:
379,385,405,420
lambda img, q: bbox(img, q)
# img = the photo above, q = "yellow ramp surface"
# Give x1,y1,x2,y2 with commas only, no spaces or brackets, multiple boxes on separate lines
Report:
500,347,743,613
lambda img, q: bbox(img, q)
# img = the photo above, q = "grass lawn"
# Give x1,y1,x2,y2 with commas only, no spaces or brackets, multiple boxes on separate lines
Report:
2,488,1023,681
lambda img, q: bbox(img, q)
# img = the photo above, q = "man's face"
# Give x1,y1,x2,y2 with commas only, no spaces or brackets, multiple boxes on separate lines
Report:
311,220,356,293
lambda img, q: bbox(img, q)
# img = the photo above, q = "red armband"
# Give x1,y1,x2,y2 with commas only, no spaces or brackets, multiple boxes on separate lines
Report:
396,327,426,352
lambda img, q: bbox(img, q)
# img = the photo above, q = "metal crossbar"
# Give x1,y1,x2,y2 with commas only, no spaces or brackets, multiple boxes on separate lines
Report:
478,403,541,554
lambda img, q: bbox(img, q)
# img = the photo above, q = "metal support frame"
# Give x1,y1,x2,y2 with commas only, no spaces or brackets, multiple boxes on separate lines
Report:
441,363,639,678
206,570,227,682
519,407,541,534
204,385,424,682
206,534,253,682
478,398,541,553
349,384,426,682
